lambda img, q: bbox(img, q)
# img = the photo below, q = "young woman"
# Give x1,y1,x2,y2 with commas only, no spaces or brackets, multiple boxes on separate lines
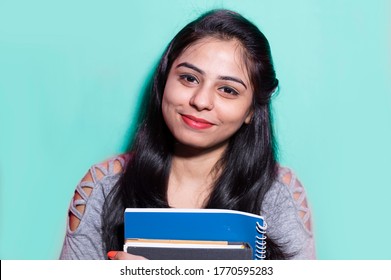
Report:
60,9,315,260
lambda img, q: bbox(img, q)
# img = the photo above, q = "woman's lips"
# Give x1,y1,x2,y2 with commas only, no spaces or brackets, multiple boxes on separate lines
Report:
181,114,214,129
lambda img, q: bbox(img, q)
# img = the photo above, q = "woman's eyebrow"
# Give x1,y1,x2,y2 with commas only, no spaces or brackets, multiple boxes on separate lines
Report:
176,62,205,75
218,75,247,89
176,62,247,89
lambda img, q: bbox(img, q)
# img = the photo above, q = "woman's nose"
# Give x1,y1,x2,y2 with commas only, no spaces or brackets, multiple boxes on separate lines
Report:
189,86,214,111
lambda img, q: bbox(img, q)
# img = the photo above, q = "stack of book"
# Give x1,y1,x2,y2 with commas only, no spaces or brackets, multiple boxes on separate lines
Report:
123,208,267,260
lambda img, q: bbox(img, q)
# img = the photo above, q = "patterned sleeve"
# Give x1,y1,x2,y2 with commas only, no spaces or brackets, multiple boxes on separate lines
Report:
59,155,128,259
261,167,316,259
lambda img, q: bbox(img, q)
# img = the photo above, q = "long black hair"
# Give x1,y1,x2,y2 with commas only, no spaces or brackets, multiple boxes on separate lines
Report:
102,9,288,259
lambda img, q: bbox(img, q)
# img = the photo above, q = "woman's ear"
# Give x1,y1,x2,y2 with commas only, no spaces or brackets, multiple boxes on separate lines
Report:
244,110,254,124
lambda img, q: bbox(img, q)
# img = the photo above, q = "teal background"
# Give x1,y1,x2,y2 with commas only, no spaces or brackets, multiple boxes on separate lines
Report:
0,0,390,259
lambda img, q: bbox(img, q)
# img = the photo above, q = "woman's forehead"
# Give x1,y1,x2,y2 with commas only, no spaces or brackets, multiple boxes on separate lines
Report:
173,37,252,89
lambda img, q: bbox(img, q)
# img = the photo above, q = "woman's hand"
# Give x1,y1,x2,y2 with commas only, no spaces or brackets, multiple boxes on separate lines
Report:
107,251,147,260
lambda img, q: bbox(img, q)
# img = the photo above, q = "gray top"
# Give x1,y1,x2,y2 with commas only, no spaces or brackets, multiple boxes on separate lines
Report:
60,155,316,260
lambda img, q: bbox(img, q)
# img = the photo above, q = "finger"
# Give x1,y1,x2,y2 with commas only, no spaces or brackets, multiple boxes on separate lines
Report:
107,251,147,260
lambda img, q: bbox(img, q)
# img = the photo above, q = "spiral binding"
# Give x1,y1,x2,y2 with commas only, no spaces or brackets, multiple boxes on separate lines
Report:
254,221,267,260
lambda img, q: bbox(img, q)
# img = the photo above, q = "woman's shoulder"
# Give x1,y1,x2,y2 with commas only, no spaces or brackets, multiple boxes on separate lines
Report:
88,153,132,180
267,165,312,233
73,152,132,206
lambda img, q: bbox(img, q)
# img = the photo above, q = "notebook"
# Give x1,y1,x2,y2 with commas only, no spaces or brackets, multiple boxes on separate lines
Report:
123,208,267,260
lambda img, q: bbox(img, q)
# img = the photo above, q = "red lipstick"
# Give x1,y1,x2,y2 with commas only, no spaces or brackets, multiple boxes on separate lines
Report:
181,114,214,129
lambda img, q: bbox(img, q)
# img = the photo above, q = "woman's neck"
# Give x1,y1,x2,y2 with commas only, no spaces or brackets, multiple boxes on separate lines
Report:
167,143,226,208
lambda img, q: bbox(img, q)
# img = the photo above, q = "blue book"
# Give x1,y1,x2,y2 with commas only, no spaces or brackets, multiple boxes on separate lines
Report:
124,208,267,260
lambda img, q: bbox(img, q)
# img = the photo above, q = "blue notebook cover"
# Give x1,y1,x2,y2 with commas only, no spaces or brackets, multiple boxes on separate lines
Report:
124,208,267,259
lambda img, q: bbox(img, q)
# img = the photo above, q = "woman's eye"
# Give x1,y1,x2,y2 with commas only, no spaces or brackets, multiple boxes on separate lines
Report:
179,74,198,84
219,86,239,96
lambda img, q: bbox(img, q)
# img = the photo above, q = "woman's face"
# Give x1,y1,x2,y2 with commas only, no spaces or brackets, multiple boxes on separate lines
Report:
162,37,253,151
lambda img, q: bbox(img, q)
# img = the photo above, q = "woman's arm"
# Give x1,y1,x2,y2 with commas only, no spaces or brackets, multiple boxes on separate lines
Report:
60,156,127,259
261,167,316,259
